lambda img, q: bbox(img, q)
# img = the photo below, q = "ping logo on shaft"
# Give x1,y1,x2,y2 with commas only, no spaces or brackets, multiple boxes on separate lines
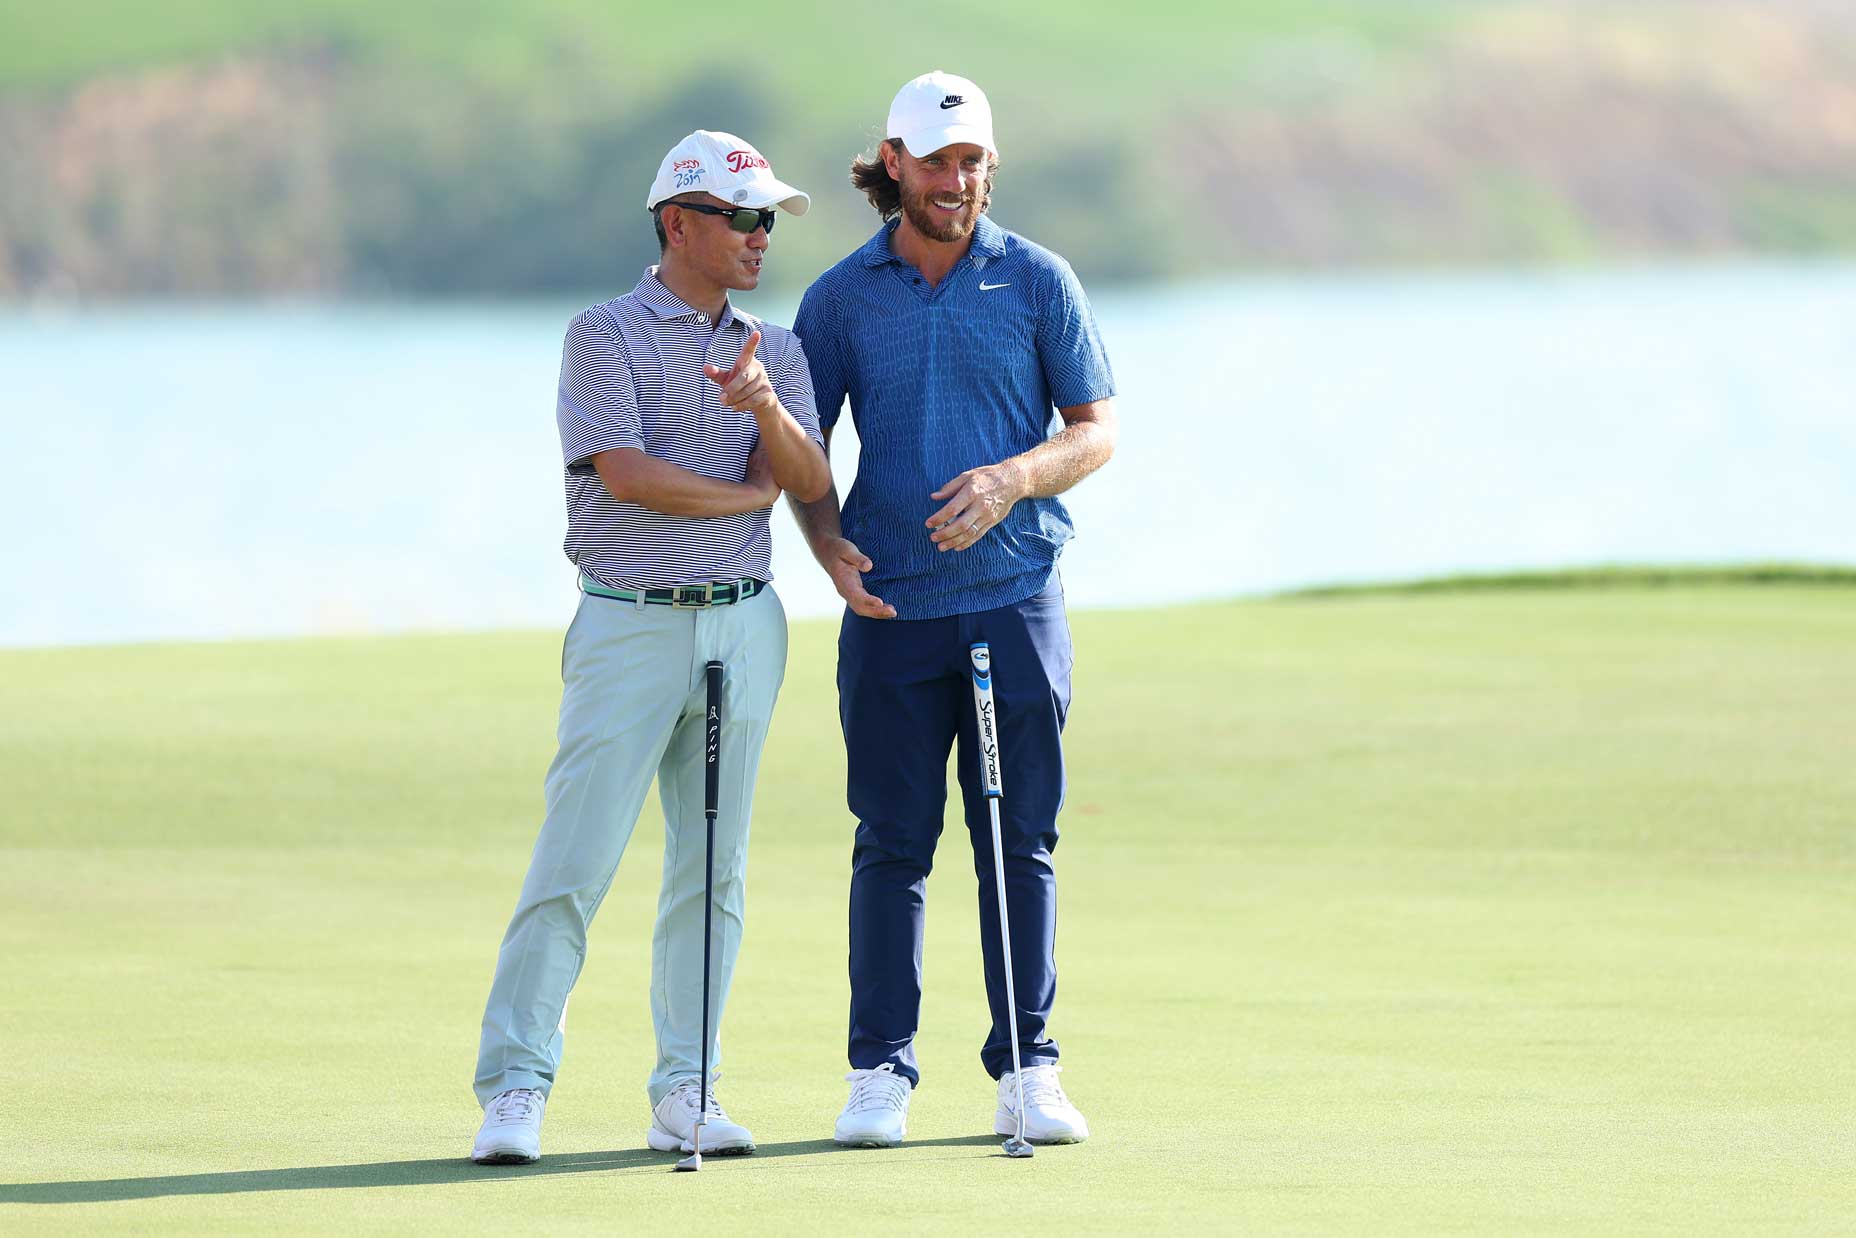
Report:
706,704,720,763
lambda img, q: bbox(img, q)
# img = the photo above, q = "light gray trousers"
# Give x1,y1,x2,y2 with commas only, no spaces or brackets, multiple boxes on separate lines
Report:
475,583,786,1107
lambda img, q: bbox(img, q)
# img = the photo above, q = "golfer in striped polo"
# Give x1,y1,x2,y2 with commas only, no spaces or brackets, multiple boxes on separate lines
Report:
471,131,830,1165
792,72,1116,1149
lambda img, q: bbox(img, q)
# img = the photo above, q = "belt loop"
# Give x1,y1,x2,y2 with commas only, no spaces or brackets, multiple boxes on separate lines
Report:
634,590,646,613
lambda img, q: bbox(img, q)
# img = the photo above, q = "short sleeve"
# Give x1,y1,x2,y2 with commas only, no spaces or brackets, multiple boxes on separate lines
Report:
1035,259,1117,409
556,309,642,473
769,335,825,449
793,280,848,432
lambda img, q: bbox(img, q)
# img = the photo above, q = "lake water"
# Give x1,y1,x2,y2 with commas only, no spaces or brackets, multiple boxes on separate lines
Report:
2,262,1852,648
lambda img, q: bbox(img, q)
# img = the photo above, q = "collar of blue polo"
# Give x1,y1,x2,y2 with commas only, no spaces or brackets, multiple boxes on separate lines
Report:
633,267,759,330
859,214,1007,269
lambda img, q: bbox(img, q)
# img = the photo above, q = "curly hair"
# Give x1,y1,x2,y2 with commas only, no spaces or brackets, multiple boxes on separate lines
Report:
850,138,998,220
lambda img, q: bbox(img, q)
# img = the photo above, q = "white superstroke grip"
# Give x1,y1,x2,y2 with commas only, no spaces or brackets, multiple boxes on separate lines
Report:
969,642,1004,799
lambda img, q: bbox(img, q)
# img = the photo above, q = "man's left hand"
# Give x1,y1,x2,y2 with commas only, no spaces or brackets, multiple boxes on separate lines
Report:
926,461,1026,552
705,330,779,419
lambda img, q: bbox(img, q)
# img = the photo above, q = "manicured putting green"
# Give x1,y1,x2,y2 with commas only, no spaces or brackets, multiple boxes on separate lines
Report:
1,584,1851,1233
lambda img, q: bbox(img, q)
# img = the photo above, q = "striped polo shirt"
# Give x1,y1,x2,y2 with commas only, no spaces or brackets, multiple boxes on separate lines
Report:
556,268,822,589
794,215,1116,619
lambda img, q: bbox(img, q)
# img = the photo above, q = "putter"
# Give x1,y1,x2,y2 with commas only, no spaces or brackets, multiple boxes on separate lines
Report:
969,642,1034,1160
674,659,724,1173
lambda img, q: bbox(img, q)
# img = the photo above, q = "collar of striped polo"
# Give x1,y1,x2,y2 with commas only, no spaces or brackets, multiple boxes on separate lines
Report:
634,267,760,331
860,213,1006,270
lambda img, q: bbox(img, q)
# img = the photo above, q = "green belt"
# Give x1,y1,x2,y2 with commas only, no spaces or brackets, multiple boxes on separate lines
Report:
580,575,765,609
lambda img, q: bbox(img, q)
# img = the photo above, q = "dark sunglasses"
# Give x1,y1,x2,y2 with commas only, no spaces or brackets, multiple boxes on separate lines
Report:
659,201,777,236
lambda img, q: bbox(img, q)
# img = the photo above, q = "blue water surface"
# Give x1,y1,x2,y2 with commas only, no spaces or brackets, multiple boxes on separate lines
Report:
2,262,1851,647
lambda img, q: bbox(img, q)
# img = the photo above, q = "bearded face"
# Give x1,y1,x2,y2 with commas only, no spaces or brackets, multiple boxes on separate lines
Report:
891,143,993,243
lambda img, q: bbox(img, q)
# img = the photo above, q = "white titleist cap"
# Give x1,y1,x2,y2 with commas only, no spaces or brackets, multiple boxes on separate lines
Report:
887,70,996,158
645,130,810,215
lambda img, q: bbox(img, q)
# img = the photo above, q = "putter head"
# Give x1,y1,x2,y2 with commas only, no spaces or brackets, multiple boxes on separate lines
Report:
1002,1136,1034,1159
672,1120,705,1172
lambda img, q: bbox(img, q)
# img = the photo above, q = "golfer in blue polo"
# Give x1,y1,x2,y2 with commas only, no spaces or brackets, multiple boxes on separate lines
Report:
790,71,1118,1148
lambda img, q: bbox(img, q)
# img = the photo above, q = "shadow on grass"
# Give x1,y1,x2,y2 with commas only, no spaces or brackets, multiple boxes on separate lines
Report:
1,1137,1005,1204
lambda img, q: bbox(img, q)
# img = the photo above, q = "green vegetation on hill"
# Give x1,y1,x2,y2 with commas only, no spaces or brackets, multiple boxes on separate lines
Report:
0,1,1460,94
2,586,1852,1232
1,1,1854,296
1287,562,1856,597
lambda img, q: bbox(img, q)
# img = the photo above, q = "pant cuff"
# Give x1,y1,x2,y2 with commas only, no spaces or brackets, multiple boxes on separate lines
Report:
475,1069,551,1108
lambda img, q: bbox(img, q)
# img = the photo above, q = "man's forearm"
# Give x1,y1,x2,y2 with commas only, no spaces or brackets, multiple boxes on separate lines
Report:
593,448,772,518
1007,413,1117,499
754,402,832,502
786,487,847,563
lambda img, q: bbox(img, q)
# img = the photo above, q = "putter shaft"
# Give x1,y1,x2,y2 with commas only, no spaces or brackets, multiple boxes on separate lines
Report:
970,643,1034,1161
675,661,725,1174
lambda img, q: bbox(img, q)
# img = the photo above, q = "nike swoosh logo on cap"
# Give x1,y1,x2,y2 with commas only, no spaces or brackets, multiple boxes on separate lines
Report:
979,281,1011,291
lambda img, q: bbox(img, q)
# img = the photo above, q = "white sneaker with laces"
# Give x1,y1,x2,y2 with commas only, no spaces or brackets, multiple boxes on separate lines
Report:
834,1062,912,1147
996,1064,1089,1144
645,1076,755,1155
473,1087,546,1164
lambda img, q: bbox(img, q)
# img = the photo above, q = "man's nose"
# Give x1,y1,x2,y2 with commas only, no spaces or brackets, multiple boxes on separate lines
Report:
746,227,770,250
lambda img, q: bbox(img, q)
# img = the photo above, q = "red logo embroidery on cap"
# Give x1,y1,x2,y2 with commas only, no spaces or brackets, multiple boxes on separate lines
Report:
726,150,769,173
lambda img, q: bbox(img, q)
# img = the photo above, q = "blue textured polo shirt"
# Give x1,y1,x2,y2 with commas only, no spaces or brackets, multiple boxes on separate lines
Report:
793,215,1116,619
557,268,822,589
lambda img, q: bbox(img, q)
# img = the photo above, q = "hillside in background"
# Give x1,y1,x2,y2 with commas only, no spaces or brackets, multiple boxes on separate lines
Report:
2,0,1853,297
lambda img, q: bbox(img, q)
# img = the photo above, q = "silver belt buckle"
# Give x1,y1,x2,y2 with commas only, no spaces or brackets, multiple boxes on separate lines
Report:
670,583,714,608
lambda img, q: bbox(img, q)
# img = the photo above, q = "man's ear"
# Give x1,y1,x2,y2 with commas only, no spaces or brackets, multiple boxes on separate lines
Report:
661,204,688,251
880,141,903,181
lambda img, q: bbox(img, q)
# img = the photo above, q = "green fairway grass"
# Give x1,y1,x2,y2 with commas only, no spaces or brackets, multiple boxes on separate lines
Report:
2,585,1852,1233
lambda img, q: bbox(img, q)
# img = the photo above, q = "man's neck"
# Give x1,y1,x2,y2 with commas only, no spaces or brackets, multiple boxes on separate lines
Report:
890,217,973,290
654,259,727,319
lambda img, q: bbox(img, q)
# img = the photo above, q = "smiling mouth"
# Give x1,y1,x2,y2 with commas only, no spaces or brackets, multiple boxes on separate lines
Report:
932,197,968,212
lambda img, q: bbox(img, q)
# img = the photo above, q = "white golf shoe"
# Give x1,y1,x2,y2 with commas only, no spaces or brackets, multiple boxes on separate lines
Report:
472,1087,545,1164
995,1064,1089,1144
646,1076,755,1155
834,1062,912,1147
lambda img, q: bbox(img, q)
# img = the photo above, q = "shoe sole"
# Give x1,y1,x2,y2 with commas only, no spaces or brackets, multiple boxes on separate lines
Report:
472,1148,539,1165
833,1131,905,1148
644,1127,755,1155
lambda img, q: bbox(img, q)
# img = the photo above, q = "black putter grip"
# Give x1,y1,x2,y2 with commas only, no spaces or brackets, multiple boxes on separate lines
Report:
704,660,723,817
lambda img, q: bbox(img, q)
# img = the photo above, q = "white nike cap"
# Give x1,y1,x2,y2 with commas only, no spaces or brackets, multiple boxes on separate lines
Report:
887,71,997,159
645,130,810,215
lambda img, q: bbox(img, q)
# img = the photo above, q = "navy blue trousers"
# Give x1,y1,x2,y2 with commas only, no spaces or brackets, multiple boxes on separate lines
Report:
840,578,1073,1086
